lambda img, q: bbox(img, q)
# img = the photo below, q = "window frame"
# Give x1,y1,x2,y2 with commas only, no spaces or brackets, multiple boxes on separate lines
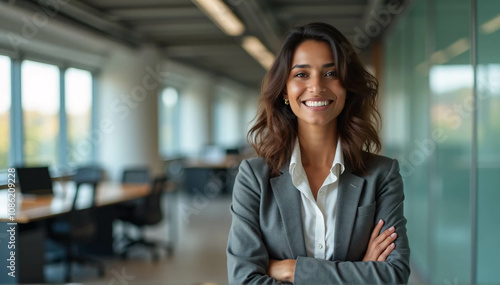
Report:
0,52,98,176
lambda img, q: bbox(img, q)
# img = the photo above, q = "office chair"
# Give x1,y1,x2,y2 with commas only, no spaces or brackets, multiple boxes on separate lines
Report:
47,166,105,282
122,167,150,183
118,176,173,261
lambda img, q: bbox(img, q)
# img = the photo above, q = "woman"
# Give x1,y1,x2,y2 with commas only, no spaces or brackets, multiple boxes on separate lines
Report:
227,22,410,284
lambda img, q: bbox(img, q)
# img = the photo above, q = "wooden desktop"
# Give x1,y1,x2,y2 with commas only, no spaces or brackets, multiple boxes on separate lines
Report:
0,181,149,284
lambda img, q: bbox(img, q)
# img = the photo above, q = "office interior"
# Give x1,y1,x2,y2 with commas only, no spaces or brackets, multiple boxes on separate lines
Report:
0,0,499,284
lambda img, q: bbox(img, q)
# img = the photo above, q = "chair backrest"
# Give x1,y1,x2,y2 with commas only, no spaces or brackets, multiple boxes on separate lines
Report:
68,166,102,240
122,167,150,183
135,176,167,225
72,166,102,209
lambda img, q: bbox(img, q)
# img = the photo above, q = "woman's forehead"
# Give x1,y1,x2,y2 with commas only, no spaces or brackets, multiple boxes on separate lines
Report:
291,40,335,65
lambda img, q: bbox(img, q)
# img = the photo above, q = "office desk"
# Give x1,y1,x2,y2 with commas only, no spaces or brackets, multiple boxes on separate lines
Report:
183,157,241,196
0,182,149,284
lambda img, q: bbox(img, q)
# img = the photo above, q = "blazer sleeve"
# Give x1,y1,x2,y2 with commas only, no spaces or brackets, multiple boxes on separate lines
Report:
227,160,285,285
293,159,411,285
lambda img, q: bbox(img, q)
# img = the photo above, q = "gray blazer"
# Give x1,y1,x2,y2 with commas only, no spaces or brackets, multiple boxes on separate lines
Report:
227,154,410,284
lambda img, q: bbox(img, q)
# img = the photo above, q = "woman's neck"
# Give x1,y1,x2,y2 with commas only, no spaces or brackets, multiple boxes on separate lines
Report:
297,121,338,168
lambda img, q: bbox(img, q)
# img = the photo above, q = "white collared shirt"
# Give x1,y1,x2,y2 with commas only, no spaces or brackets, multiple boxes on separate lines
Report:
289,138,345,260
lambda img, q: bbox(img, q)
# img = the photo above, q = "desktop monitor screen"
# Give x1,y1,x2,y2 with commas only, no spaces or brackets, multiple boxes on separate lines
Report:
16,167,54,195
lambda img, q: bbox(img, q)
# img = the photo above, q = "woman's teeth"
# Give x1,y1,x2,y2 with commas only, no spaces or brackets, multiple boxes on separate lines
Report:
304,100,330,107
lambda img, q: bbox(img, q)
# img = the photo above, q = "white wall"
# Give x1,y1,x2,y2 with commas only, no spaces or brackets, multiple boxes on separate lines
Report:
162,60,259,157
97,45,164,181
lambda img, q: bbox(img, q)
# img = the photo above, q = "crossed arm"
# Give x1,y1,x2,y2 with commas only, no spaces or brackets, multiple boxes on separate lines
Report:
227,159,411,284
268,219,400,283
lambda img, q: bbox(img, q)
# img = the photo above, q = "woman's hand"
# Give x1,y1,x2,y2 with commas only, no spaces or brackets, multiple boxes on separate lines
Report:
268,259,296,283
363,219,398,262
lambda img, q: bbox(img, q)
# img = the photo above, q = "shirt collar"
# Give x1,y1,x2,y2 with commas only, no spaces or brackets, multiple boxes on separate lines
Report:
289,137,345,176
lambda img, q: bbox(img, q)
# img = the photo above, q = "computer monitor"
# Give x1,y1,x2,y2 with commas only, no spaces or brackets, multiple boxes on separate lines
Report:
16,166,54,196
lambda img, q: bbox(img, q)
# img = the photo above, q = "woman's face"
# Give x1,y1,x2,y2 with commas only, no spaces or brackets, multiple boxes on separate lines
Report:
285,40,346,128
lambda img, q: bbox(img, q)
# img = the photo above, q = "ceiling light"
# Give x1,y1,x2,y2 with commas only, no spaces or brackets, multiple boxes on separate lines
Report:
445,37,470,58
192,0,245,36
242,36,275,70
480,13,500,34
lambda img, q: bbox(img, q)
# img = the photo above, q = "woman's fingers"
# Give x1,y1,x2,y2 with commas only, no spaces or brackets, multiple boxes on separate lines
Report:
377,242,396,261
363,223,398,262
373,226,396,245
374,228,397,259
369,219,385,242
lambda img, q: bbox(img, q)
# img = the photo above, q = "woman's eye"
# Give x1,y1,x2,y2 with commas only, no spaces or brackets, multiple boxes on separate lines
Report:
294,72,307,78
326,71,338,77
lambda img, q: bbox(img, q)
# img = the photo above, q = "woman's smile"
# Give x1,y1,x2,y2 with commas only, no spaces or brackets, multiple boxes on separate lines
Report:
285,40,346,127
301,98,334,110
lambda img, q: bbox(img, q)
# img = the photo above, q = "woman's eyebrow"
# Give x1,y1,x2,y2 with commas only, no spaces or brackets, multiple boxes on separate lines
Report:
291,62,335,69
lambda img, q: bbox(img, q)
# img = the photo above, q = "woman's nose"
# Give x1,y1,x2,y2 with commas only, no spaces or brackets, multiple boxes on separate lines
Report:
307,76,325,94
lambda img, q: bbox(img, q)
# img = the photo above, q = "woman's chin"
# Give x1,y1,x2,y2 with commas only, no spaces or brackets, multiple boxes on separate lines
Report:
298,117,336,128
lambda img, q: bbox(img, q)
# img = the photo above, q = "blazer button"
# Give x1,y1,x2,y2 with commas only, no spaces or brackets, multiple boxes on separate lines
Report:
318,243,323,249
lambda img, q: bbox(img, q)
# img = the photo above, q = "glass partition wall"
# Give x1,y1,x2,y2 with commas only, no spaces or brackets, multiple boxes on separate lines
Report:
381,0,499,283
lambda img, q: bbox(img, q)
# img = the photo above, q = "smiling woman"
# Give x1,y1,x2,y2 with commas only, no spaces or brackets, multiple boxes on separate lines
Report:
227,22,410,284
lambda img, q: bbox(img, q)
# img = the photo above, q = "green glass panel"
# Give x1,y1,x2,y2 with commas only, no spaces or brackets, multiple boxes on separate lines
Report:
476,0,500,282
430,0,472,282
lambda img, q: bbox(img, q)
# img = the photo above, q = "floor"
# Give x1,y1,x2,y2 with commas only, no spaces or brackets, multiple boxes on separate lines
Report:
44,192,423,284
45,192,232,284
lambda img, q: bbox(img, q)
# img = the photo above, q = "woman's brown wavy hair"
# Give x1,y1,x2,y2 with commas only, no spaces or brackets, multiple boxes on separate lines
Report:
248,22,381,177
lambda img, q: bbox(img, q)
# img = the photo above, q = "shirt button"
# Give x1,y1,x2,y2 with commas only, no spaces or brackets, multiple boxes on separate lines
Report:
318,243,323,249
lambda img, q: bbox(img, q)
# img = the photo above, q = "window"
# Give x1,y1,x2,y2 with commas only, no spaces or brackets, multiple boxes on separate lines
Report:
214,90,242,148
159,87,180,158
0,55,10,169
21,60,60,166
65,68,93,165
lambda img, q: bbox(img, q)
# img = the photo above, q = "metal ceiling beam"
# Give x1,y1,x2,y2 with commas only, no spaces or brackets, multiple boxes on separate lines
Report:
109,7,203,19
234,0,283,53
134,23,222,34
156,36,235,47
289,18,361,28
164,45,244,57
19,0,144,46
165,56,262,88
360,0,385,25
83,0,191,9
277,4,366,17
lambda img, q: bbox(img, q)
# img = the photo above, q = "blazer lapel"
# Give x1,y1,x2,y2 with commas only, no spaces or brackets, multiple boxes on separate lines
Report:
270,165,307,258
334,165,365,261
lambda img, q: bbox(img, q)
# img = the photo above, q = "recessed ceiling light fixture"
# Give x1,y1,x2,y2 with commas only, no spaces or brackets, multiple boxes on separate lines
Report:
242,36,275,70
192,0,245,36
481,13,500,34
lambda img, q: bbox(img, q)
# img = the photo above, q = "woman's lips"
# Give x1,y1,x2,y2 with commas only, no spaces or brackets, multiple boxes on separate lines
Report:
301,100,333,110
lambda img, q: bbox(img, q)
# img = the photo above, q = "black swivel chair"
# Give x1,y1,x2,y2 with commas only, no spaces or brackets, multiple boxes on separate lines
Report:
118,176,173,261
47,166,105,282
121,167,150,183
